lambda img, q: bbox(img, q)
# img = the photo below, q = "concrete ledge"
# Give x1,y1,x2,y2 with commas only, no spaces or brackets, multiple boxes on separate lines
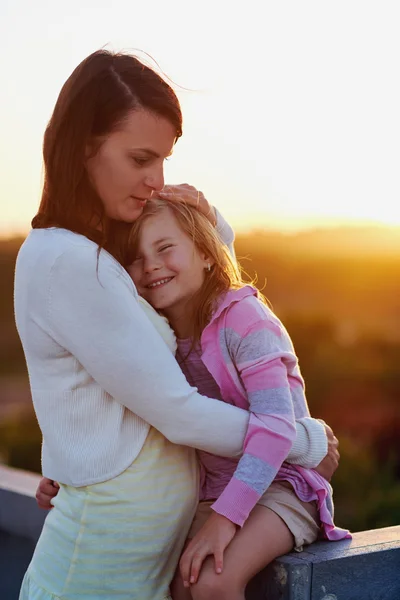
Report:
1,466,399,599
247,525,400,599
0,465,49,542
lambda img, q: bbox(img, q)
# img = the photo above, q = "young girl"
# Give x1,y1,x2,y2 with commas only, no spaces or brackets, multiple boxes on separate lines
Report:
127,198,351,600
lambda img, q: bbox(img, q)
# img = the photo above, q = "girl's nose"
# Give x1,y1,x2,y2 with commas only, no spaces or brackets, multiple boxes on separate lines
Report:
143,256,162,274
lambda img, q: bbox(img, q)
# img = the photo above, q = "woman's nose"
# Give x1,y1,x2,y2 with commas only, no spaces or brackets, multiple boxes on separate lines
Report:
144,164,165,192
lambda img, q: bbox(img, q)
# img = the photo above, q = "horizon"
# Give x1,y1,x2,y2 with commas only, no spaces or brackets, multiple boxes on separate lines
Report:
1,219,400,242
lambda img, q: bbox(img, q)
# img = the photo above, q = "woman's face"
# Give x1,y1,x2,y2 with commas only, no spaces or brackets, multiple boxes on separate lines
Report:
86,109,176,223
128,208,209,320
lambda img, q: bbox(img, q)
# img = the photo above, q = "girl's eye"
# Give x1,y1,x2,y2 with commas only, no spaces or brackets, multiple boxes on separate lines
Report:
159,245,172,252
132,256,143,262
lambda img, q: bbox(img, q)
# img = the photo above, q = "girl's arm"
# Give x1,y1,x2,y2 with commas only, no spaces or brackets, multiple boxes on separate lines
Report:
211,297,301,527
46,244,248,458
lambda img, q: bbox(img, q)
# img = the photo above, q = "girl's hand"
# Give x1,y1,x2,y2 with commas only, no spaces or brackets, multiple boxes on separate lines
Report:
157,184,217,227
36,477,59,509
179,511,237,587
314,422,340,481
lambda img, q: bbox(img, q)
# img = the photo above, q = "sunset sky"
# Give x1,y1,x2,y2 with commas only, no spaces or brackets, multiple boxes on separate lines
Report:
1,0,400,235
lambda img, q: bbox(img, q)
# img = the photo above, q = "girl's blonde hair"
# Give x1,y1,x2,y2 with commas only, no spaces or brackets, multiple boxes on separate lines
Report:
128,198,254,343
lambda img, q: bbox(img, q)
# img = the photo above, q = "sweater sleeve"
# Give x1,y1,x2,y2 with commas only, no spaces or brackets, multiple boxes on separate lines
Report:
214,207,236,258
211,302,297,526
46,245,248,458
286,417,328,467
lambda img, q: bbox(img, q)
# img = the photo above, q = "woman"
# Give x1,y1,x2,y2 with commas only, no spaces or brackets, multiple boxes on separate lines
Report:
16,50,336,600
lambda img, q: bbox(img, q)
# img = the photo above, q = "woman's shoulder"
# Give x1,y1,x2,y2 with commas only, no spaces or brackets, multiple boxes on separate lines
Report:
19,228,123,271
16,228,133,293
21,228,98,257
17,228,93,264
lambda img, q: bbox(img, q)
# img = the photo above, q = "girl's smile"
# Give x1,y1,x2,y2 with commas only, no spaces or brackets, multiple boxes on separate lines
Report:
146,276,175,289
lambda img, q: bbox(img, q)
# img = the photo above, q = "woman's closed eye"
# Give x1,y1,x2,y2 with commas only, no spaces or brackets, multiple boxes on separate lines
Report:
132,157,150,167
158,244,173,253
131,156,169,167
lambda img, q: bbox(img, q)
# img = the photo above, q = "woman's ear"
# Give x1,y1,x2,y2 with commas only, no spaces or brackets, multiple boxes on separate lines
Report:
85,142,94,160
85,137,102,161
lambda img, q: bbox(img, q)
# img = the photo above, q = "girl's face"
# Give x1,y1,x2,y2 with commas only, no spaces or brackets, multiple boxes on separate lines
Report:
86,109,176,223
128,209,210,320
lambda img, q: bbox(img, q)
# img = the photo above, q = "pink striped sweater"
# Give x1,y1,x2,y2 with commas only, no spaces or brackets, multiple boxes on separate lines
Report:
178,285,350,541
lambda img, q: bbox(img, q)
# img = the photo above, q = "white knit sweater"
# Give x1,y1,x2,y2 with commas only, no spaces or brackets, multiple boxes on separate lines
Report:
14,214,327,486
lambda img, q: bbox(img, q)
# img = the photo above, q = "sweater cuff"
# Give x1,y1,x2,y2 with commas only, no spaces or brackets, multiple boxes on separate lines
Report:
214,207,236,258
211,478,260,527
287,418,328,468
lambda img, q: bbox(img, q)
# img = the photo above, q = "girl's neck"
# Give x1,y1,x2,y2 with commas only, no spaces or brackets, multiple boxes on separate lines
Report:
164,306,194,340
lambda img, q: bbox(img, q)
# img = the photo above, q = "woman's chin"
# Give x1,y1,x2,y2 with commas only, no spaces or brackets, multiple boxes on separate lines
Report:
120,207,144,223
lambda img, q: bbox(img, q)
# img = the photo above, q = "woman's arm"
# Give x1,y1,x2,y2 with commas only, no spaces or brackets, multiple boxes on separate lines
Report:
214,207,235,258
46,244,248,458
212,207,330,467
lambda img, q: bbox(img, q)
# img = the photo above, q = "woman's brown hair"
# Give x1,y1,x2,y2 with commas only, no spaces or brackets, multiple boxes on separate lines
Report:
33,50,182,264
128,199,266,345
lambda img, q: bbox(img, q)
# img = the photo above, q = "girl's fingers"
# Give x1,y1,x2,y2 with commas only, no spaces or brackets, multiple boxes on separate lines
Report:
179,546,194,587
189,548,208,584
36,495,52,509
213,547,224,574
180,542,210,587
37,479,56,497
35,478,60,509
35,491,53,509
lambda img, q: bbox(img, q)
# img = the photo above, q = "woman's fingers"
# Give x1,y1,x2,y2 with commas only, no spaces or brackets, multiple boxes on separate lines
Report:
314,423,340,480
158,184,217,226
159,184,202,204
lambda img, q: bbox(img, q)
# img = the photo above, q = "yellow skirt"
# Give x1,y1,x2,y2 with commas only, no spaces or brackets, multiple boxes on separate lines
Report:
20,427,199,600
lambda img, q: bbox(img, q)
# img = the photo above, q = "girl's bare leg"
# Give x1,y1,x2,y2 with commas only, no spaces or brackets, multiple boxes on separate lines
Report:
170,570,193,600
190,505,294,600
170,539,193,600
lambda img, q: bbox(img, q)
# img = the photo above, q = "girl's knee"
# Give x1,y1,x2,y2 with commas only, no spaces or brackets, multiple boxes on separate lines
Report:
191,569,242,600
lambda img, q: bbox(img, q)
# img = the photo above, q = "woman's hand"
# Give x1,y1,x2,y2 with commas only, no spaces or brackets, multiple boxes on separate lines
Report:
157,184,217,226
179,511,237,587
36,477,60,509
314,422,340,481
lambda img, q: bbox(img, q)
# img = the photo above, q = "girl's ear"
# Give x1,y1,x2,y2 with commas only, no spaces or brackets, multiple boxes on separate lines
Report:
200,252,214,269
